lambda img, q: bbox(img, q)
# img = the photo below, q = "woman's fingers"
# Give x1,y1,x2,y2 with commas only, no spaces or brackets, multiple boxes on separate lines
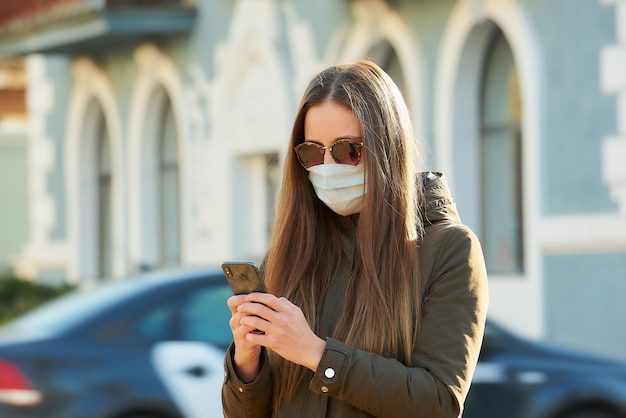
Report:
227,294,249,314
233,294,325,371
243,292,279,309
229,292,324,377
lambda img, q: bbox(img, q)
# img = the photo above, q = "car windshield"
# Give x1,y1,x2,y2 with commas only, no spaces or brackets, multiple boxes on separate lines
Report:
7,279,148,333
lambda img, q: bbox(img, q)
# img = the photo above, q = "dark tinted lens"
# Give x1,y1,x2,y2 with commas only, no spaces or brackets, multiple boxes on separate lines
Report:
296,143,324,168
332,140,361,165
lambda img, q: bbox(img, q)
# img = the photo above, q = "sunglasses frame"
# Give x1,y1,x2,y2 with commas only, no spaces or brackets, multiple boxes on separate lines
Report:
294,138,364,168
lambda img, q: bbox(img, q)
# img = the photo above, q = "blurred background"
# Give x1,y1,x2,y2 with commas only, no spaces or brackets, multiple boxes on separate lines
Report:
0,0,624,366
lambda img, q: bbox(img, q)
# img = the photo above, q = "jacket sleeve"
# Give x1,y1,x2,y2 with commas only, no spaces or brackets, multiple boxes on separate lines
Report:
222,344,273,418
308,224,489,418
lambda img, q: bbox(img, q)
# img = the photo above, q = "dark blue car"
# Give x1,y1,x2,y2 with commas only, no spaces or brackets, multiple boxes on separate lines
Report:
464,321,626,418
1,267,626,418
0,267,233,418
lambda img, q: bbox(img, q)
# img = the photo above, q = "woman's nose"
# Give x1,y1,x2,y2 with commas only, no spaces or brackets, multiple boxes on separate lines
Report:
323,148,336,164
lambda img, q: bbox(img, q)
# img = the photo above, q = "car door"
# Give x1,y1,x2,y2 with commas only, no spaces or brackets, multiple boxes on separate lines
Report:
151,283,233,418
153,342,225,418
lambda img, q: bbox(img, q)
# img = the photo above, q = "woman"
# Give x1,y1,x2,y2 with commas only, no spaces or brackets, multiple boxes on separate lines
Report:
223,60,488,418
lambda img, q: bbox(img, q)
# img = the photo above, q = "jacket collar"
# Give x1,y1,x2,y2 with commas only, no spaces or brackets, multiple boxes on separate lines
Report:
420,172,460,225
334,172,459,234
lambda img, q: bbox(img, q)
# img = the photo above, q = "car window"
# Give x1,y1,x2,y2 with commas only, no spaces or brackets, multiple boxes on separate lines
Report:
180,284,233,347
9,280,146,333
134,302,177,340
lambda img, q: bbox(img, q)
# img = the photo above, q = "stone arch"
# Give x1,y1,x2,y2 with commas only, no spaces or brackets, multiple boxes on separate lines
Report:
127,44,190,270
434,0,545,337
65,58,126,281
334,0,426,134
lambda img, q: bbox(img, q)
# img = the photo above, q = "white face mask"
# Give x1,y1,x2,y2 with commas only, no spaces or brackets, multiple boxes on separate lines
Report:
306,163,366,216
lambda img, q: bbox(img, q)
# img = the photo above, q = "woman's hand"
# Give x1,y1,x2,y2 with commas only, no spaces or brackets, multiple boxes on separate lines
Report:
227,294,262,383
236,293,327,372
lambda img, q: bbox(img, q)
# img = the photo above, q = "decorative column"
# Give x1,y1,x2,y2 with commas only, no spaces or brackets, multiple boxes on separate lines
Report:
13,55,69,281
601,0,626,214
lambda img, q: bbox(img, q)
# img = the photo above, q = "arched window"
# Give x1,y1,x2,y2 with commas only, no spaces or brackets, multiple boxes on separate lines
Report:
480,28,524,274
157,94,180,267
95,121,113,278
76,98,114,279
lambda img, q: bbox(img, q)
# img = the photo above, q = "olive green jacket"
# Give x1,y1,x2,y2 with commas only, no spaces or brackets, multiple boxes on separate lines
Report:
222,173,489,418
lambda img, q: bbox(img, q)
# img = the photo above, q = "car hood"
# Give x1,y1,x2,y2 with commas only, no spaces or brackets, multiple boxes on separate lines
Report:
491,332,626,376
0,325,55,347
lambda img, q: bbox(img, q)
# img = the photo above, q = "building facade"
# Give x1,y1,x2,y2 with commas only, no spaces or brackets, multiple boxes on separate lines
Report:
0,0,625,362
0,58,29,275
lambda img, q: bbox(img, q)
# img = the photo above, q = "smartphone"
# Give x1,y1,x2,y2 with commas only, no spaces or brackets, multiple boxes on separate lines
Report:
221,261,267,295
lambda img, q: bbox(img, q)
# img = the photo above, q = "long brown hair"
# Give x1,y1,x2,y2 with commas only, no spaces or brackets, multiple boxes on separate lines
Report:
264,59,424,412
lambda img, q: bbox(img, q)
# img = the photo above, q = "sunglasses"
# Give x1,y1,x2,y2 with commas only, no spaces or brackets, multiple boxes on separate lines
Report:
294,138,364,169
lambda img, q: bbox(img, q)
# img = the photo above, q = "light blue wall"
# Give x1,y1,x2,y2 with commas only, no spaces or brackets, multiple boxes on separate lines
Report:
100,50,138,135
523,0,616,215
46,56,73,241
0,134,29,273
544,253,626,361
394,0,617,214
394,0,456,164
163,0,234,81
292,0,352,61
